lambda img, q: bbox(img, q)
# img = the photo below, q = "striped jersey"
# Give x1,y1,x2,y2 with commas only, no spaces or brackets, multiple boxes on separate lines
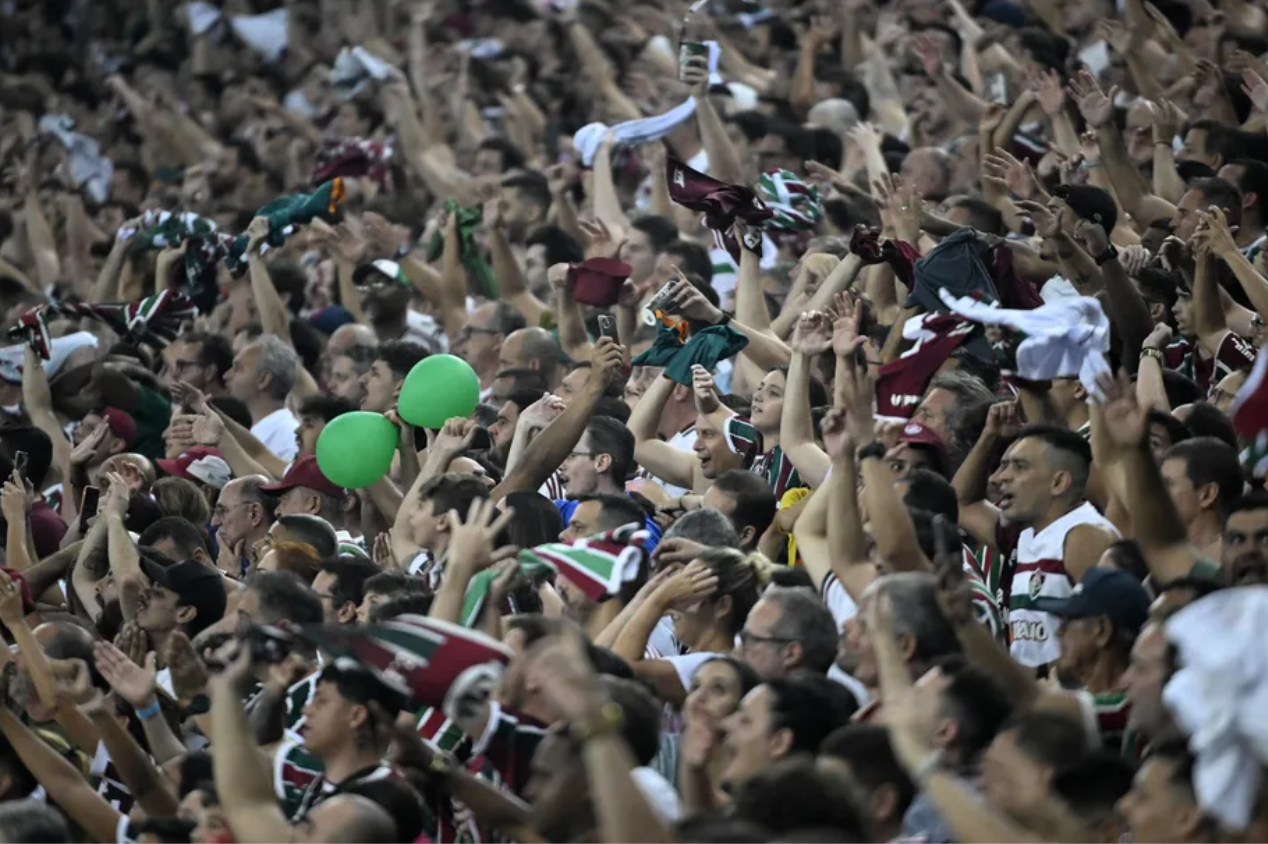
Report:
998,502,1119,666
1164,332,1255,395
1076,689,1140,758
722,416,803,498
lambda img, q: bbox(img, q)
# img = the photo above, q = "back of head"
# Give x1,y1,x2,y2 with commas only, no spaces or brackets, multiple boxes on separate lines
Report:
152,476,212,525
498,491,564,549
342,777,425,842
932,655,1013,762
1006,709,1089,771
0,800,70,843
733,758,867,841
765,674,857,754
418,473,490,514
248,570,324,626
1052,752,1136,827
696,547,771,637
315,794,398,844
870,573,962,670
819,724,916,821
0,425,54,488
319,555,381,611
377,341,428,379
579,493,647,534
369,592,434,622
663,508,741,549
138,517,211,561
1179,402,1237,449
759,585,839,674
275,514,339,559
711,469,778,540
597,675,662,766
901,469,959,523
586,416,636,482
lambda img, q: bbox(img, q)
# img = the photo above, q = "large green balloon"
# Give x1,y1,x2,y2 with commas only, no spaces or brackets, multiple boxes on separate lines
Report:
398,354,480,428
315,412,398,489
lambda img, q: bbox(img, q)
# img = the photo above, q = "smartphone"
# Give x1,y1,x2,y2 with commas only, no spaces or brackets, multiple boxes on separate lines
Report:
597,314,618,340
12,451,27,476
646,278,679,314
81,486,101,519
986,71,1008,105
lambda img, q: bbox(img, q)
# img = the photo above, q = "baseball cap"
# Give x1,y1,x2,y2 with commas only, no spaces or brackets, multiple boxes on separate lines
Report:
157,447,233,489
1033,567,1151,637
1051,185,1118,237
259,455,345,498
352,259,408,288
897,421,949,476
139,558,227,639
101,407,138,448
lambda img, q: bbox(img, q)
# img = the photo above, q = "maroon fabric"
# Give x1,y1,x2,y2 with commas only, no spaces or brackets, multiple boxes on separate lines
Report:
259,455,345,497
849,226,919,290
667,157,773,232
569,258,632,307
874,314,975,418
0,566,33,613
990,243,1043,311
29,501,67,561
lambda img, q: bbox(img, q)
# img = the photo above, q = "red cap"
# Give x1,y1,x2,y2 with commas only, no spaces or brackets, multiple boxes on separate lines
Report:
897,421,949,475
157,447,232,489
101,407,137,448
259,455,345,498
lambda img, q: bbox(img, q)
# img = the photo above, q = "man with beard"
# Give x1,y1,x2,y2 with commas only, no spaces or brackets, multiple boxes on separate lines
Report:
351,259,444,353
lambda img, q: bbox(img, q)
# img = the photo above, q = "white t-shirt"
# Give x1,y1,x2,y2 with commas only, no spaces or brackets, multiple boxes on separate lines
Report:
251,407,300,461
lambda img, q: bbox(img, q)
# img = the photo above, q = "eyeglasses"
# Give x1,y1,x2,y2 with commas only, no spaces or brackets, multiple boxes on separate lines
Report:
738,630,797,649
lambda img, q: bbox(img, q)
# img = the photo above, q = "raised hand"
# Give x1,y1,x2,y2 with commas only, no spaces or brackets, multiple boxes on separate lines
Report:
1028,67,1066,117
518,393,567,431
578,218,626,261
668,276,725,325
48,658,99,708
245,216,271,251
164,632,210,704
1120,245,1153,276
819,407,855,462
832,293,867,358
1067,70,1117,130
651,560,719,610
69,423,109,468
589,336,626,389
984,400,1022,439
446,498,518,576
432,417,479,456
94,640,157,710
1149,99,1183,146
113,621,150,667
680,691,722,770
930,515,974,627
1073,219,1110,257
790,311,834,355
1242,68,1268,115
0,474,27,527
1015,199,1064,239
101,471,131,520
1192,206,1239,258
690,364,721,414
1143,322,1173,351
913,34,943,79
982,151,1033,199
171,380,212,415
1095,369,1148,448
0,569,24,627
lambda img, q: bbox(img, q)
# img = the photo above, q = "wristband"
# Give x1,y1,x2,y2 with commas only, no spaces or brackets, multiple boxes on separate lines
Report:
1140,347,1165,364
856,441,887,462
570,701,624,744
135,699,161,721
712,311,733,327
1094,244,1119,266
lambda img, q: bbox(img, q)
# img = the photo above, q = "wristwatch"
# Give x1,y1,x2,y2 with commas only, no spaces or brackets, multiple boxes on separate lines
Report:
570,701,625,744
1094,244,1119,266
1140,347,1165,365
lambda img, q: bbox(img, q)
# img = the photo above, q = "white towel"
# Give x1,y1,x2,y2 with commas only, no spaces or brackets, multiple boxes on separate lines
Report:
38,114,114,203
938,290,1111,400
331,46,394,99
572,42,722,167
229,8,289,63
0,331,99,384
1162,587,1268,831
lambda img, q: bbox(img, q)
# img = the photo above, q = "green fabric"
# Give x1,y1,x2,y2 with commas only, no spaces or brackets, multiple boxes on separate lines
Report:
226,180,346,271
131,384,172,460
425,199,497,299
1188,558,1223,582
631,323,749,385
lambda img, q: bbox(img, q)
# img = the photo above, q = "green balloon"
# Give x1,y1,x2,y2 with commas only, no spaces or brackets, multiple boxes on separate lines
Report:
315,412,398,489
398,354,480,428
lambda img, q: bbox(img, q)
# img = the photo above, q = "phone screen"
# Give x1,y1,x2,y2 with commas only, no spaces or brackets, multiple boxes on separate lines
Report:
597,314,618,340
81,486,101,518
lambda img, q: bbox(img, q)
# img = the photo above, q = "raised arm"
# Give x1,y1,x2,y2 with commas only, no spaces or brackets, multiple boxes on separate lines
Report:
952,402,1013,545
780,314,832,488
628,373,698,492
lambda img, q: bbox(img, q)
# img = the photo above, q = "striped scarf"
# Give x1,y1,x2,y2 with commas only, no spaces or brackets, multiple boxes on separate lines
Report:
756,169,822,231
459,523,650,626
312,136,394,191
10,289,198,359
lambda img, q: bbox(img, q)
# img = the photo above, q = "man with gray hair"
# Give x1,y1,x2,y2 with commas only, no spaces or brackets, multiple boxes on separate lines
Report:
738,585,841,680
227,333,301,461
0,800,69,843
656,509,742,565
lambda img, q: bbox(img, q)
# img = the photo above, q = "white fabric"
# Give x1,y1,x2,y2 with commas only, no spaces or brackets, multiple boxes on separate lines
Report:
939,291,1111,401
229,8,289,62
182,1,221,35
187,454,232,489
822,575,858,626
405,309,448,354
1040,275,1081,302
331,46,393,98
828,664,872,706
1162,586,1268,831
251,407,300,461
0,330,98,383
648,615,681,659
572,42,722,167
39,114,114,203
632,766,682,821
661,651,723,693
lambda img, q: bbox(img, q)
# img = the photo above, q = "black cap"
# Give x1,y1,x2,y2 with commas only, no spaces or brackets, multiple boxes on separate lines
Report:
1052,185,1119,236
140,558,227,639
1033,567,1150,637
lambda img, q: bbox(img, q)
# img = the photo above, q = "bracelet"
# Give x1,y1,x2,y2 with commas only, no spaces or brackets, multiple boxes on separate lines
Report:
856,441,887,462
570,701,624,744
712,311,733,327
911,749,945,785
1140,347,1165,364
1080,160,1101,170
135,699,161,721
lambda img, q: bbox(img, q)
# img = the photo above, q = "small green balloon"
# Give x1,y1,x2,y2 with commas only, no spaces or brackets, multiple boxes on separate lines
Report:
315,412,398,489
398,354,480,428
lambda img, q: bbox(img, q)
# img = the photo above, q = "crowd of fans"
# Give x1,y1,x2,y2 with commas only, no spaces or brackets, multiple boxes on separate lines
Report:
0,0,1265,841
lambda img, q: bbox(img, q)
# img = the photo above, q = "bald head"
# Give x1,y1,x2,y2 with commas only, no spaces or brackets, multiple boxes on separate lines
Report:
807,98,859,135
500,327,562,388
328,324,378,356
306,794,397,843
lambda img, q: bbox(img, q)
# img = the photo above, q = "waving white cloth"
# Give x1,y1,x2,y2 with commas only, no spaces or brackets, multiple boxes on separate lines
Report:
573,42,722,167
1163,587,1268,831
938,290,1111,399
38,114,113,203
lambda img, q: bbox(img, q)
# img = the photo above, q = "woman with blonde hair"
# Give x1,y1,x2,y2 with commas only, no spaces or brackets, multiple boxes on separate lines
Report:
609,547,772,707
